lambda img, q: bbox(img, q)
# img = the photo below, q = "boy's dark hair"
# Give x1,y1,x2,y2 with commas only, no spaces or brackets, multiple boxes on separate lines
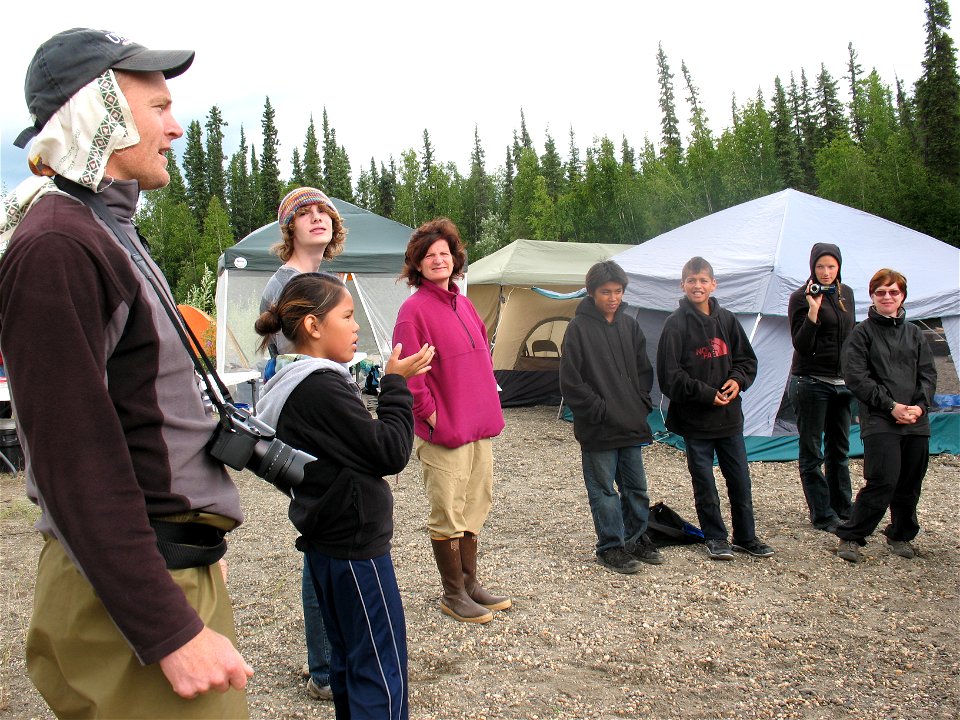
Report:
585,261,628,295
681,256,714,280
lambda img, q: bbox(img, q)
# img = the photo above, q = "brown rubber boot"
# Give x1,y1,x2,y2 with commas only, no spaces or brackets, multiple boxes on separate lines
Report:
431,538,493,623
461,532,512,611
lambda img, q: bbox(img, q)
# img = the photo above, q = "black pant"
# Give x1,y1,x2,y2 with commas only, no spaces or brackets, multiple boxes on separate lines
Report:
836,433,929,545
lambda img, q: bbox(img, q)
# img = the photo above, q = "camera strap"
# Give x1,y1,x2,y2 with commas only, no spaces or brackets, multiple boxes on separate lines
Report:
53,176,235,421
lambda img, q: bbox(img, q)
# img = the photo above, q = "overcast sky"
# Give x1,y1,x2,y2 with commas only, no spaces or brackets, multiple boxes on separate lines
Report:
0,1,943,193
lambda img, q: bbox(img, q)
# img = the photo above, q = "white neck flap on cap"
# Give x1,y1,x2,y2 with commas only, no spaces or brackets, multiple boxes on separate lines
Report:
0,69,139,254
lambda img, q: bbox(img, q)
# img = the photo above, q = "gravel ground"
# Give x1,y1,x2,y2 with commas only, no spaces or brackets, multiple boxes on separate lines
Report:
2,398,958,720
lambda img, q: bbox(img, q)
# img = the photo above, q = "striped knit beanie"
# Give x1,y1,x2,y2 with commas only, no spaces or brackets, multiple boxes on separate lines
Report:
277,187,340,226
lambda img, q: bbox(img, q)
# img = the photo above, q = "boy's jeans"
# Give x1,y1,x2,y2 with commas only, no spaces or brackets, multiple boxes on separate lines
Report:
684,435,757,543
580,445,651,554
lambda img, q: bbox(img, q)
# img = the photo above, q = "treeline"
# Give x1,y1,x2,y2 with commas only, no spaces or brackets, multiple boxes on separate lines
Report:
138,0,959,305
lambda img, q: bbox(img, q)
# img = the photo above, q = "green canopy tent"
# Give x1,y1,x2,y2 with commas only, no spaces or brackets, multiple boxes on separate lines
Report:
215,198,412,377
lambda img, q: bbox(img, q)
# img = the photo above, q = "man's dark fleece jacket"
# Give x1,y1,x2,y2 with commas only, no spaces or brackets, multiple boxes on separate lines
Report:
0,183,242,665
559,297,653,451
656,296,758,440
787,242,856,378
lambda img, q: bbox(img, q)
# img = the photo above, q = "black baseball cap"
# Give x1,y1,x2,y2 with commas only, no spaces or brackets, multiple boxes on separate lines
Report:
13,28,195,148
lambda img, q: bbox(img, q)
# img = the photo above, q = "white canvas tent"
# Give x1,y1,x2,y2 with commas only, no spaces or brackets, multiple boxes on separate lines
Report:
613,188,960,438
215,198,412,379
467,239,634,405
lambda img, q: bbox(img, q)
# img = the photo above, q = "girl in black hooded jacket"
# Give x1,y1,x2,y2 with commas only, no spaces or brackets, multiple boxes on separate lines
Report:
787,243,857,532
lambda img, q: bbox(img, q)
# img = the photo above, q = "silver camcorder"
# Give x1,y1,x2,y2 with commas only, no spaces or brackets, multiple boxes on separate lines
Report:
808,283,837,296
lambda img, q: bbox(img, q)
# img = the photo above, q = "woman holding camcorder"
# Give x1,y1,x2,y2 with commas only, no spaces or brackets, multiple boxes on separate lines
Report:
787,243,857,533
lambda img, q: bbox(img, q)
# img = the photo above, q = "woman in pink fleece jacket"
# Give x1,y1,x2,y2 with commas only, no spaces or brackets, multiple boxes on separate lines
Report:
393,218,510,624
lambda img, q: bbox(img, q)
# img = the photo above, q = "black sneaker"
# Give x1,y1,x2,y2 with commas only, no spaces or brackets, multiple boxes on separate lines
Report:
732,538,775,557
629,542,665,566
596,547,641,574
705,538,734,560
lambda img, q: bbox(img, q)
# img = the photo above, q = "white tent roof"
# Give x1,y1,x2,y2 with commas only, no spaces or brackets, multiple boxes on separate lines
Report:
617,188,960,322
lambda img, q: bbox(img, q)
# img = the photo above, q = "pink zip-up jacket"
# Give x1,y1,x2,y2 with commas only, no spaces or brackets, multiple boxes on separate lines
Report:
392,281,504,448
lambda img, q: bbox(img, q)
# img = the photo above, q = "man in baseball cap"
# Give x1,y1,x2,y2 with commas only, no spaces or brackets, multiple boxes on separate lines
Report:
0,29,252,718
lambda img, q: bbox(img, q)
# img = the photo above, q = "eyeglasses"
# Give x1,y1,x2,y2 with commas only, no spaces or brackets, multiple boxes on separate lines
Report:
872,289,902,298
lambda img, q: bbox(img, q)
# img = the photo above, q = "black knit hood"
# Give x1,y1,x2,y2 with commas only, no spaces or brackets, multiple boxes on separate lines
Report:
809,242,843,285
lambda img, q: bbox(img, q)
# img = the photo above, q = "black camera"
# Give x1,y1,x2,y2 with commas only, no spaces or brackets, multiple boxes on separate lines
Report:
208,403,315,495
809,283,837,296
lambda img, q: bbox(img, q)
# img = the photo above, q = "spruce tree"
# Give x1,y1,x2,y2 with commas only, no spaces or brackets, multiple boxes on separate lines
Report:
566,126,582,184
321,108,336,192
205,106,228,208
915,0,960,181
227,126,253,238
182,120,209,227
328,145,354,201
464,126,492,245
846,43,866,143
303,115,322,189
519,109,533,151
259,97,282,224
541,129,565,199
771,76,802,189
682,60,719,212
656,43,683,158
814,64,850,147
290,148,304,186
379,159,397,218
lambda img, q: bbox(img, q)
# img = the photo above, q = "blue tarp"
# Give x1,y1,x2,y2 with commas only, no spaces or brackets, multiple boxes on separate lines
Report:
561,407,960,462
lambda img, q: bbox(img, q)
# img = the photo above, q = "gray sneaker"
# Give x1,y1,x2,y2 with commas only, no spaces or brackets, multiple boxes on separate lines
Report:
306,677,334,701
886,538,916,559
837,540,862,563
705,538,734,560
597,547,642,574
732,538,775,557
629,537,666,565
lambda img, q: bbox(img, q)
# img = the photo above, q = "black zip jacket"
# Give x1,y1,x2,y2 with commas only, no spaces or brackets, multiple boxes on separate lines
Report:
559,297,653,451
274,371,414,560
656,297,758,439
843,306,936,439
788,242,856,377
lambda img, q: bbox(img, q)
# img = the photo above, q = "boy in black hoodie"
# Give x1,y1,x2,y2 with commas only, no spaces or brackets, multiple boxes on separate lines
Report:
560,261,662,574
656,257,774,560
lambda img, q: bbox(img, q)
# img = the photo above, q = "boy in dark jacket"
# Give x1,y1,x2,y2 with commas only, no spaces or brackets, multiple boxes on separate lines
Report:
656,257,774,560
560,261,663,574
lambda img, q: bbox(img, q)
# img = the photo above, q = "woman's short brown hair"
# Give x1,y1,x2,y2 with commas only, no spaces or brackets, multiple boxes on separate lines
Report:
868,268,907,300
399,217,467,288
271,203,347,263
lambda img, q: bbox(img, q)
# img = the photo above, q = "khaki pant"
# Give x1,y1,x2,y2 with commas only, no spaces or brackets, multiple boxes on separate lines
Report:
27,536,248,719
416,437,493,538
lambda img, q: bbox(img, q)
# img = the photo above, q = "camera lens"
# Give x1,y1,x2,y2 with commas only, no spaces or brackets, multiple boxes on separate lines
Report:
250,438,315,491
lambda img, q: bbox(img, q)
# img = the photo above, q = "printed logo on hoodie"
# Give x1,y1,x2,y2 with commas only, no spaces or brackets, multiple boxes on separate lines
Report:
694,337,729,360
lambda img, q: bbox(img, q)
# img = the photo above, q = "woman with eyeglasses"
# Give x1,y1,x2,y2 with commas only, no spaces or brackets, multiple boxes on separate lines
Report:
835,269,937,563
